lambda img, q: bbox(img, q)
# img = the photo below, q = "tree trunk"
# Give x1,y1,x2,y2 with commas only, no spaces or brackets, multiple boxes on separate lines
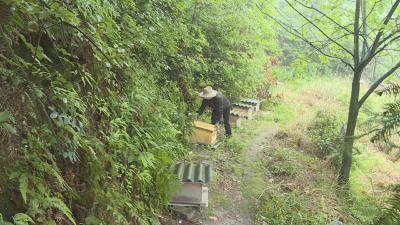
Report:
361,0,368,57
338,71,361,184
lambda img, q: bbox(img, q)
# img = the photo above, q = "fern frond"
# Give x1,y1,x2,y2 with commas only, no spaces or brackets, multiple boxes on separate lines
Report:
372,115,400,142
44,197,76,225
33,161,71,191
384,101,400,117
376,82,400,96
13,213,34,225
374,194,400,225
372,100,400,142
19,174,29,203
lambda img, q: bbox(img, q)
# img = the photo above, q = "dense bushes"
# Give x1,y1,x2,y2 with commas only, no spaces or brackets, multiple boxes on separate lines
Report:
0,0,272,224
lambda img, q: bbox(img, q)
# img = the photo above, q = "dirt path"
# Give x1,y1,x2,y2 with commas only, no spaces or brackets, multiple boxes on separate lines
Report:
200,121,279,225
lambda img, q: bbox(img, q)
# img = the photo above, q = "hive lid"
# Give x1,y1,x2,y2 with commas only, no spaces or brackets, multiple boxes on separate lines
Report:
241,98,261,104
232,103,253,108
230,110,244,116
194,121,217,131
170,163,212,183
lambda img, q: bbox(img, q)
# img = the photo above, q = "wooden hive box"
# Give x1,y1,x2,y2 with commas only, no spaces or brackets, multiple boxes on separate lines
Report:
241,98,261,112
232,103,253,120
169,163,212,207
230,110,244,127
190,121,217,145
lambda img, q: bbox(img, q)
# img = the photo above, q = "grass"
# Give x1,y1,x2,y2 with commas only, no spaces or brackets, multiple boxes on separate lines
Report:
256,141,355,224
256,76,399,224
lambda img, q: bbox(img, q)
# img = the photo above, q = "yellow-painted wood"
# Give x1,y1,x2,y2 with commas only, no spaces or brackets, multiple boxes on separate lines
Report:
190,121,217,145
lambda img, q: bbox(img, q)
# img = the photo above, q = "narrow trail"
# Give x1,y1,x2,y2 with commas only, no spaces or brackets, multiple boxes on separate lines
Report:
201,120,279,225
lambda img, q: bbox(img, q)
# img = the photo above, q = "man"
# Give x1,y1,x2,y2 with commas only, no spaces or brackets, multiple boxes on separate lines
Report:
197,86,232,136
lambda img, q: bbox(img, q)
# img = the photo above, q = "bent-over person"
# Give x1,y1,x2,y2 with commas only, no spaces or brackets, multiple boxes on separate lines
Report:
197,86,232,136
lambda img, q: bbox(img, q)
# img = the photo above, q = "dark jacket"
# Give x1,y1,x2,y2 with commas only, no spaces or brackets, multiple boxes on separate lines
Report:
197,92,231,124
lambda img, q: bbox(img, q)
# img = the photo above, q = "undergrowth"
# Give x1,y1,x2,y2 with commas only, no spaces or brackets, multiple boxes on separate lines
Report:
0,0,274,224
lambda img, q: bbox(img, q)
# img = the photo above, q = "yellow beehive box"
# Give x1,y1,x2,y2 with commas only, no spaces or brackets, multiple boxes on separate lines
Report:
190,121,217,145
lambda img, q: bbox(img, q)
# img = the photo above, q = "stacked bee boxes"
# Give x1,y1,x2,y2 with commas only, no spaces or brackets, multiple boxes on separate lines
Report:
231,103,253,120
240,98,261,112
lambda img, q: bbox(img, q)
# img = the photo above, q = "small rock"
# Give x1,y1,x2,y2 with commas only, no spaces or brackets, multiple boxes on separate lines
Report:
208,216,218,221
328,218,344,225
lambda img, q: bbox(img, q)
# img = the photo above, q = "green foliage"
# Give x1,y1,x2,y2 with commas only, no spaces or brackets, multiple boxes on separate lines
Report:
0,0,272,223
0,111,16,134
371,82,400,142
258,191,326,225
370,82,400,224
374,193,400,225
0,213,34,225
256,146,353,225
225,137,246,153
12,213,34,225
308,111,343,168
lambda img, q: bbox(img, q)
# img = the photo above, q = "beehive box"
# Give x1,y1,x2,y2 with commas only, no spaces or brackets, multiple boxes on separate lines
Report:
232,103,253,120
190,121,217,145
169,163,212,207
230,110,244,127
241,98,261,112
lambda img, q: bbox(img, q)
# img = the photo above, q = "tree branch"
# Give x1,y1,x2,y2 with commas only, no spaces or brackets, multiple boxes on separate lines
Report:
358,61,400,107
364,0,400,60
285,0,354,57
38,0,115,69
354,0,361,67
62,21,115,68
293,0,353,34
372,35,400,58
365,0,383,21
256,4,354,71
361,0,368,58
356,0,400,74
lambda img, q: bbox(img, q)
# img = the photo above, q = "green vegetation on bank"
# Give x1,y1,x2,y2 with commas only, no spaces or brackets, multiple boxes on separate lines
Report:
0,0,272,224
264,78,399,224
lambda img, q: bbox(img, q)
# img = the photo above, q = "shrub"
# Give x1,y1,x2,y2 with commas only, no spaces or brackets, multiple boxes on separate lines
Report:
307,111,343,169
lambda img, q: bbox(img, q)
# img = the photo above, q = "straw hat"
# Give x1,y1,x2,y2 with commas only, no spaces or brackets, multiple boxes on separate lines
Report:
199,86,218,99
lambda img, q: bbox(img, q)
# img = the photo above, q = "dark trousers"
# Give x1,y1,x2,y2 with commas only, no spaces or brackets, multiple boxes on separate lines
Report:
211,107,232,135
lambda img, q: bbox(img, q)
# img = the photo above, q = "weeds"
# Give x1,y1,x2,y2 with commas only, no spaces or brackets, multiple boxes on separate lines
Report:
307,110,344,169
